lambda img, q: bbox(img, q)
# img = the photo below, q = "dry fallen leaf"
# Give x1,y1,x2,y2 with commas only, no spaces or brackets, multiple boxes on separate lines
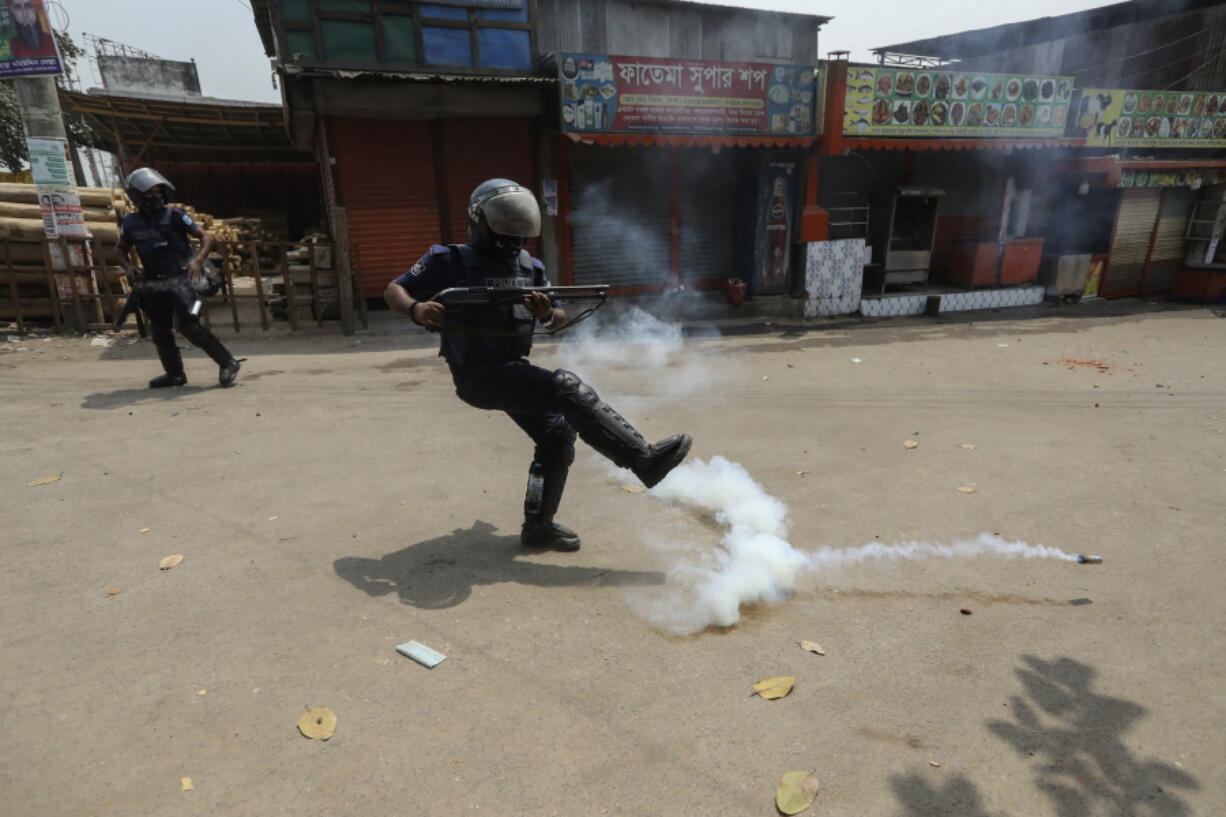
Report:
903,440,919,449
27,474,61,487
930,761,942,767
297,707,337,740
753,676,795,700
957,486,977,494
159,554,184,570
180,777,194,791
799,641,825,656
960,444,978,450
197,689,207,696
621,484,646,493
139,527,151,533
776,770,820,815
105,587,122,596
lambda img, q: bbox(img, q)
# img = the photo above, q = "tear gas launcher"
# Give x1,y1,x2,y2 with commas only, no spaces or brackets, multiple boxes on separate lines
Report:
429,285,609,334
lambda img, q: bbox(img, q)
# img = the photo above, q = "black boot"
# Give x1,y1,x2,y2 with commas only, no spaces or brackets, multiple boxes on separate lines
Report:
219,358,242,387
149,371,187,388
552,369,692,489
151,328,186,388
520,434,581,552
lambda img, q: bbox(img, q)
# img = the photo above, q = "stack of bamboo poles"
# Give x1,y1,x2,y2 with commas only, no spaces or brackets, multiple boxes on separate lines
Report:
0,184,128,325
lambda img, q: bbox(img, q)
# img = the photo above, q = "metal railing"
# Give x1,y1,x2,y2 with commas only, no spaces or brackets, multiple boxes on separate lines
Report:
0,236,367,334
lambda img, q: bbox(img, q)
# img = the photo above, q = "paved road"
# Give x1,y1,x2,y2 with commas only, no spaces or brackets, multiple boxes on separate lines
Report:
2,302,1223,816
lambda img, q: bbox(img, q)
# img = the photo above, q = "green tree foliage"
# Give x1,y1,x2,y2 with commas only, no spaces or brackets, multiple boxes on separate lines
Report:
0,30,96,173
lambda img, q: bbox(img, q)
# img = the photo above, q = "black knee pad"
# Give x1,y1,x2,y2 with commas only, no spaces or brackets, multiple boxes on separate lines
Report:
553,369,600,409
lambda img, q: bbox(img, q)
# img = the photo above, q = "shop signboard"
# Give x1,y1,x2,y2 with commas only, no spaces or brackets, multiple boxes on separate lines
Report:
1073,88,1226,148
0,0,63,78
1118,167,1226,189
559,54,816,136
843,65,1073,138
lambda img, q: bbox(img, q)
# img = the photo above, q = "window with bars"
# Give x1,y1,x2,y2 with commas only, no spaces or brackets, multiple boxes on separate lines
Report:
276,0,535,71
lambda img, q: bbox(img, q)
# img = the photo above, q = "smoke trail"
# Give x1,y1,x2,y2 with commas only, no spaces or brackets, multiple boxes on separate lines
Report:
629,456,1079,635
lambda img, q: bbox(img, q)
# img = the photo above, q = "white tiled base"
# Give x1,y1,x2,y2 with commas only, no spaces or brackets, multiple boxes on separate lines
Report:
859,286,1045,318
803,239,864,318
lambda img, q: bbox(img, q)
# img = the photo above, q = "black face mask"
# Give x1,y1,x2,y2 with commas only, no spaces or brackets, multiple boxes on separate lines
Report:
490,234,526,259
141,193,165,212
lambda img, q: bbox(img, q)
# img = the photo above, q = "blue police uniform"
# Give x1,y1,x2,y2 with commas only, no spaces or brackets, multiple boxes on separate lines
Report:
394,242,692,551
120,206,235,379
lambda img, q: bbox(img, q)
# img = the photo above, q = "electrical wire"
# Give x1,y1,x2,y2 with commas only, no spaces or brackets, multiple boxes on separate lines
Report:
1068,19,1226,77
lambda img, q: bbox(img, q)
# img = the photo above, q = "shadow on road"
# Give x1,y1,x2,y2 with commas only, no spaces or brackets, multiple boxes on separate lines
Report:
333,519,665,609
81,385,212,409
890,655,1198,817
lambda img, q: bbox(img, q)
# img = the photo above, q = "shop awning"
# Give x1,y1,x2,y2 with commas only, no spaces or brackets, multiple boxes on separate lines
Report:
840,137,1084,152
60,88,306,164
565,133,816,149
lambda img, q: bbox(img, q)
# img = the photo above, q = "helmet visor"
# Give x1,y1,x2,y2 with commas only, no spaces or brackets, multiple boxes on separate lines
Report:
480,188,541,239
125,168,175,194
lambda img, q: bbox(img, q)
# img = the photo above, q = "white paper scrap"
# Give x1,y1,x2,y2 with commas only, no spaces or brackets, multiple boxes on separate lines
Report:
396,640,446,668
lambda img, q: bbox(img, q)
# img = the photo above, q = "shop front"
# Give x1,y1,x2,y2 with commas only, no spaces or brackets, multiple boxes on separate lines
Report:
1072,87,1226,299
554,53,816,294
806,58,1079,318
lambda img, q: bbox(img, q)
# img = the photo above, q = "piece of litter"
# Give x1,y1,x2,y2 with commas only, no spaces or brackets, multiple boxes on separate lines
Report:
90,337,111,348
799,640,825,656
267,516,278,521
158,554,184,570
960,608,973,615
851,358,862,363
1076,554,1104,565
396,640,446,668
621,484,646,493
297,707,337,740
903,440,919,449
762,376,769,381
197,689,207,695
139,527,150,533
998,343,1009,348
957,486,976,494
960,444,978,450
105,587,122,596
796,470,809,477
776,771,820,815
752,676,795,700
930,761,942,768
27,474,62,487
180,777,194,791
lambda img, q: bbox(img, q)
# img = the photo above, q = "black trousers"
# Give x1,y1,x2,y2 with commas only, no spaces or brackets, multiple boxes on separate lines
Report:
143,282,232,375
449,359,575,470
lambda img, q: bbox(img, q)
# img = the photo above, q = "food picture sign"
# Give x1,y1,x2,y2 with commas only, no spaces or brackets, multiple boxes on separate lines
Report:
559,54,816,136
843,66,1073,138
1073,88,1226,148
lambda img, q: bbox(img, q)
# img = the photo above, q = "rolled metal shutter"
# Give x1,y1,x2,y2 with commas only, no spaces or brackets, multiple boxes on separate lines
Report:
1141,188,1195,295
569,146,671,287
1103,189,1161,298
438,119,538,255
679,150,738,284
331,118,440,295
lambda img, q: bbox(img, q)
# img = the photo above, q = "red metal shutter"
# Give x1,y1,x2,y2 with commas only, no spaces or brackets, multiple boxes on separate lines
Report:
438,119,539,257
1103,189,1161,298
330,117,441,296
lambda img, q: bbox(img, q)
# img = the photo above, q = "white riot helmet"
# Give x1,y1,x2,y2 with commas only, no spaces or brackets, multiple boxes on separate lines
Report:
468,178,541,257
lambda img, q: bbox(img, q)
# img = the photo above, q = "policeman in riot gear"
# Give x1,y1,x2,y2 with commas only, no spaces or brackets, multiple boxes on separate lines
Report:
385,178,692,552
115,168,242,388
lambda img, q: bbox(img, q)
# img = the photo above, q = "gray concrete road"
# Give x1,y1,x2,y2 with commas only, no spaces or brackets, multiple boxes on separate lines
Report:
2,301,1223,816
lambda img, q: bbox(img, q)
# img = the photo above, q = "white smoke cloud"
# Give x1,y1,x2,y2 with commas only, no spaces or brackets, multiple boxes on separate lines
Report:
629,456,1079,635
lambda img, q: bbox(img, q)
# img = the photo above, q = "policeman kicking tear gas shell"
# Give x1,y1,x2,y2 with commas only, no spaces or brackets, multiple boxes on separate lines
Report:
386,179,694,552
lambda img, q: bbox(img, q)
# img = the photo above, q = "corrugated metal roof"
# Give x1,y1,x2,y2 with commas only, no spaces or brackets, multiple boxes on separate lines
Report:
281,65,556,84
874,0,1223,59
250,0,275,57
